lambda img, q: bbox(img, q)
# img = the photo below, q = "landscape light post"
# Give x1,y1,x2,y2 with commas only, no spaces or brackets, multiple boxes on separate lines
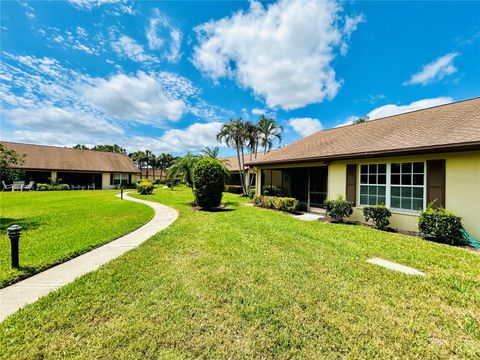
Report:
121,187,124,200
7,225,22,268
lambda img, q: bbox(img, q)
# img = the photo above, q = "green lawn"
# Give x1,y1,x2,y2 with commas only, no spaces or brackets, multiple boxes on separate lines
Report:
0,190,153,287
1,187,479,358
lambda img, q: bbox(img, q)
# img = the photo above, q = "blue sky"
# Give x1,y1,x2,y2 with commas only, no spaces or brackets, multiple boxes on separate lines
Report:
1,0,479,156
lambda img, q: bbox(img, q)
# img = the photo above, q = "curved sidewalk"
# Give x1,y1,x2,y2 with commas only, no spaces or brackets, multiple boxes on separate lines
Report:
0,193,178,322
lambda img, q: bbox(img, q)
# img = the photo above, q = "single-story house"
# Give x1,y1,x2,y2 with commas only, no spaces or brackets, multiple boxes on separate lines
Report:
1,141,140,189
139,168,166,182
247,98,480,238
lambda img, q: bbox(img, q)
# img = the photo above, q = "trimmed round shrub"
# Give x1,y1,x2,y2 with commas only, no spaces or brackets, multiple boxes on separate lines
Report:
324,195,353,222
418,204,463,245
248,186,256,199
137,180,154,195
363,205,392,230
192,158,225,209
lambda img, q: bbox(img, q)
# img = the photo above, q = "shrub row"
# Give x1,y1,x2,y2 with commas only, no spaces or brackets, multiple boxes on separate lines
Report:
252,195,299,213
224,185,243,194
136,180,154,195
36,183,70,191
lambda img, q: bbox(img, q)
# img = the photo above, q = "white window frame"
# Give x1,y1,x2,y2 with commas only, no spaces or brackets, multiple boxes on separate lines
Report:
357,161,427,213
113,173,129,186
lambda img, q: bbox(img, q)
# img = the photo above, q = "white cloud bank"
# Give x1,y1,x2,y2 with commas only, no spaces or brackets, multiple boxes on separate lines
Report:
404,52,459,86
337,97,454,127
81,72,186,123
193,0,363,110
288,117,323,137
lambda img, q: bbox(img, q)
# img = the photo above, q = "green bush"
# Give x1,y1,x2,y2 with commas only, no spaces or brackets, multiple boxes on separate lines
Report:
324,195,353,222
225,185,243,194
418,204,463,245
192,158,225,209
36,183,70,191
252,195,299,213
137,180,154,195
262,185,283,196
248,186,256,199
36,183,51,191
363,205,392,230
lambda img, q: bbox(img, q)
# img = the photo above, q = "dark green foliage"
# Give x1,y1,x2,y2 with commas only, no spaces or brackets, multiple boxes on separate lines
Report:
136,181,154,195
193,158,225,209
324,195,353,222
252,195,298,213
225,185,243,194
248,186,256,199
419,204,463,245
363,205,392,230
262,185,283,196
0,144,25,183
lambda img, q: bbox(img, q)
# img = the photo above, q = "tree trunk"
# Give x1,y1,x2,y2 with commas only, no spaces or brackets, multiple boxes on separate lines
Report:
235,146,246,196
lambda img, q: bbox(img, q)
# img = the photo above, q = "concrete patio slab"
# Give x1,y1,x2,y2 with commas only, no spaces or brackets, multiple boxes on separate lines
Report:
367,257,425,276
0,192,178,322
292,212,325,221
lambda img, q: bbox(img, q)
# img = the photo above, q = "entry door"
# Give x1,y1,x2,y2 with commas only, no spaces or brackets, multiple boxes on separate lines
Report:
309,167,328,209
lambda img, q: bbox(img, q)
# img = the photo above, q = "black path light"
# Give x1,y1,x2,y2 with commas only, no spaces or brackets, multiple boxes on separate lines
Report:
7,224,22,268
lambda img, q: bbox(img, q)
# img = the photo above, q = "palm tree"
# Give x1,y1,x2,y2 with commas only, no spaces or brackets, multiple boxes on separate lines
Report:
129,151,146,175
257,114,284,154
217,118,250,195
144,150,155,179
201,146,220,159
157,153,175,181
166,153,200,187
245,121,260,160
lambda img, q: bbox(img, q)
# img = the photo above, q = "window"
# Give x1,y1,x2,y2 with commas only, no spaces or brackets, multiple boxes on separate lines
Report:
113,173,128,185
358,162,425,211
390,162,424,211
359,164,387,206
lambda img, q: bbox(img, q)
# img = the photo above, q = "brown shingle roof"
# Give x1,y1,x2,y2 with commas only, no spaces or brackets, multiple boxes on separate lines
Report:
222,151,274,172
247,98,480,166
2,142,140,173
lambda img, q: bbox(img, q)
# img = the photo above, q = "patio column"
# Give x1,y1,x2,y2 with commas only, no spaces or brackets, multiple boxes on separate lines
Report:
255,168,261,195
50,171,57,184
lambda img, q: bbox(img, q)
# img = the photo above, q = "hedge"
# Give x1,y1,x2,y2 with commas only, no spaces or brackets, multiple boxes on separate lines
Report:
324,195,353,222
418,205,463,245
363,205,392,231
36,183,70,191
252,195,298,213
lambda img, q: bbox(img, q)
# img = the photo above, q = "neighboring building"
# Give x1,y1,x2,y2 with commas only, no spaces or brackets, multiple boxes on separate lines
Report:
139,168,166,182
247,98,480,238
1,142,140,189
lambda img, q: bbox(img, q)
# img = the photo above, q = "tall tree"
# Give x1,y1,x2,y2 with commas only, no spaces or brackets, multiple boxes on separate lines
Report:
0,144,25,183
157,153,175,181
257,114,284,154
217,118,250,195
129,151,146,176
201,146,220,159
144,150,155,178
73,144,89,150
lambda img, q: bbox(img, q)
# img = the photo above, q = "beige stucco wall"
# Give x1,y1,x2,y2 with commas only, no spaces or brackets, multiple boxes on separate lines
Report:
102,172,113,190
327,151,480,238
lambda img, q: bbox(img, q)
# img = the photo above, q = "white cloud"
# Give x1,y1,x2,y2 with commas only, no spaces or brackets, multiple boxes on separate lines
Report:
80,72,186,123
67,0,134,14
251,108,267,116
193,0,362,110
288,117,323,137
337,97,454,127
19,2,35,19
340,14,364,55
146,9,182,62
404,52,459,86
4,106,123,135
129,122,225,153
111,35,156,63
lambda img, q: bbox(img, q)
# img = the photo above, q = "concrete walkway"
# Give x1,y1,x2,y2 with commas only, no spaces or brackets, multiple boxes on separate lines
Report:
0,193,178,322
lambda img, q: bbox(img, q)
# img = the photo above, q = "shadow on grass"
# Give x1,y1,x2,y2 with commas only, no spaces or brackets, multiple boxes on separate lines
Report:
0,217,41,234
